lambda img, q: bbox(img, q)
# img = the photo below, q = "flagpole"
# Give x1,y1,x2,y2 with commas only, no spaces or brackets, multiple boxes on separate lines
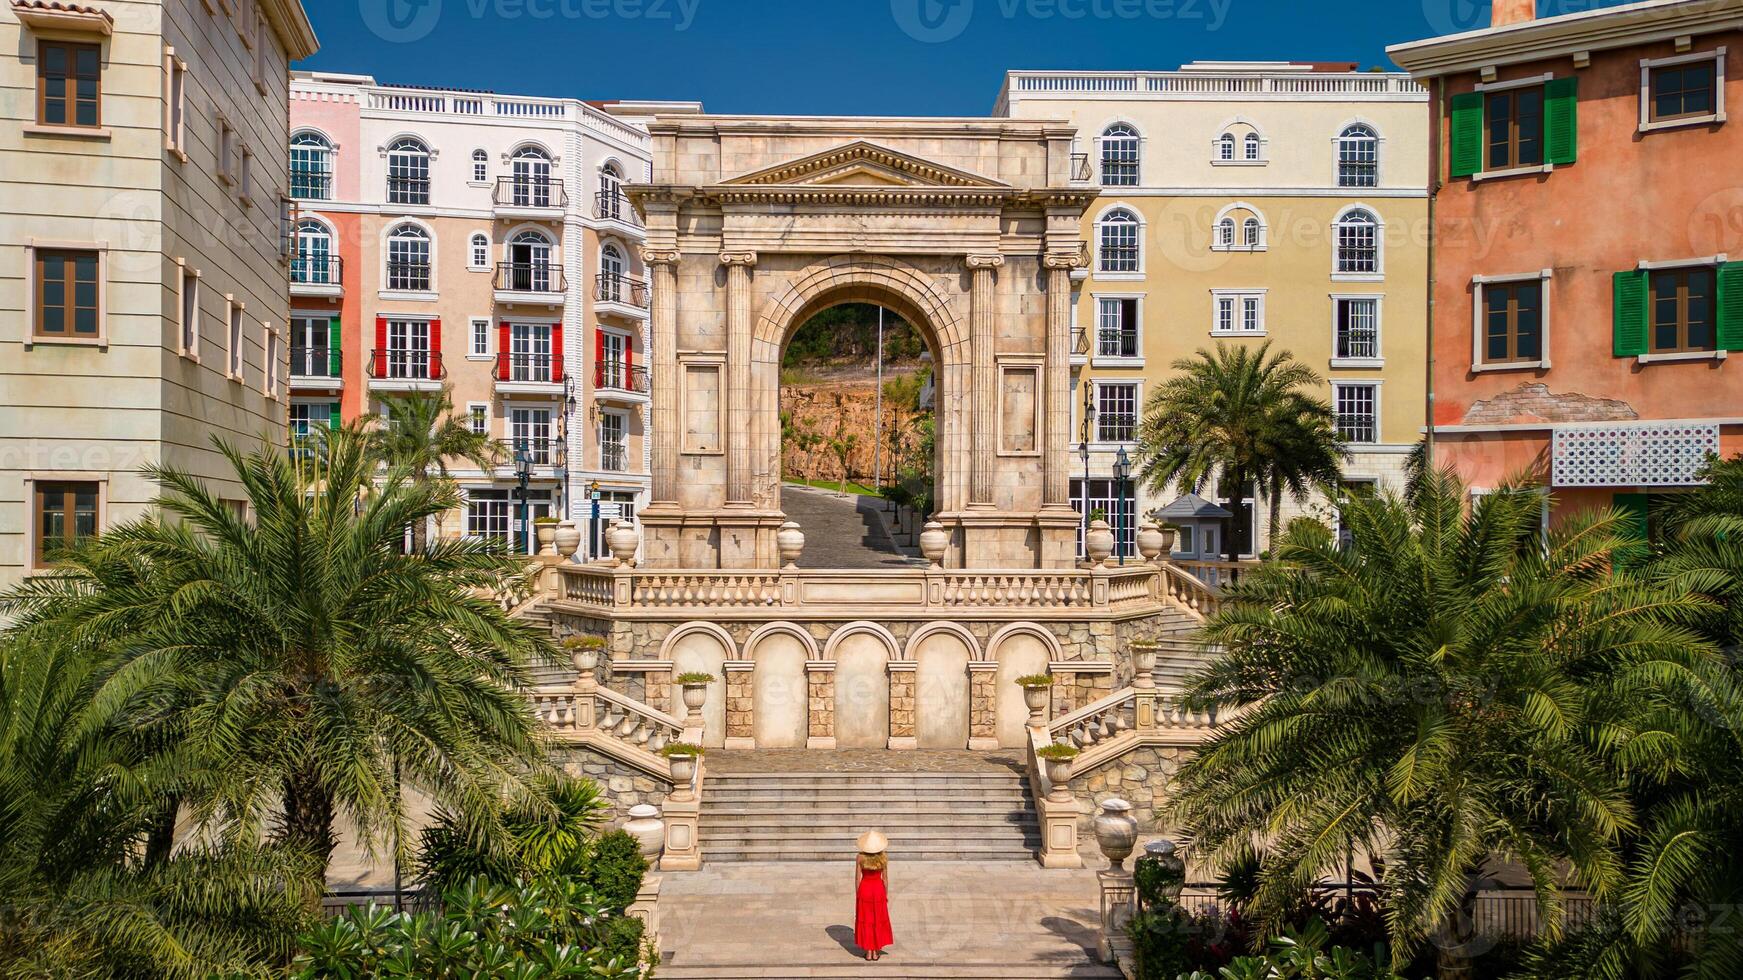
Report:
874,306,884,492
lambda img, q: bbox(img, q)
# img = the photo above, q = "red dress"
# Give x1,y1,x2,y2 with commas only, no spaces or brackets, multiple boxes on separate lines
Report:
855,865,894,953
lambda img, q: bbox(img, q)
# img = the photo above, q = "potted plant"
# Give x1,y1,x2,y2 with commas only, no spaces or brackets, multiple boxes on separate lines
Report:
675,671,713,709
561,634,608,673
1035,742,1079,801
1014,673,1054,724
1129,639,1159,689
660,742,704,784
533,515,560,555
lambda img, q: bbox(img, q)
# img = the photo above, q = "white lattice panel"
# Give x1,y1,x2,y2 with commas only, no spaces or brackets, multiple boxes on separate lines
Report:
1552,422,1720,487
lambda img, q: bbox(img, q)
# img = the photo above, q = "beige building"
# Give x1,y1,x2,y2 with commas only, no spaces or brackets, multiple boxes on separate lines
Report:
997,63,1430,557
0,0,317,591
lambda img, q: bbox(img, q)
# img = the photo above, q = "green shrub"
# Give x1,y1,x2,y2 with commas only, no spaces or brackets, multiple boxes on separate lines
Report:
416,775,609,895
1035,743,1079,761
1014,673,1054,687
674,671,714,684
579,830,648,913
660,742,705,757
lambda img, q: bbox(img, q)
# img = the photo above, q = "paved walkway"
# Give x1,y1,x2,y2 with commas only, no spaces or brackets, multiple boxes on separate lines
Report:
781,483,919,570
707,749,1026,775
658,861,1122,978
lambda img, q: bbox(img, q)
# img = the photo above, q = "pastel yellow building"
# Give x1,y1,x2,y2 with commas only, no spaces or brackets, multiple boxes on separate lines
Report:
997,62,1429,557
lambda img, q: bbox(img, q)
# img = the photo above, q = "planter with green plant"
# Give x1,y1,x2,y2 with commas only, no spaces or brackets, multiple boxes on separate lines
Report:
674,673,713,712
660,742,704,784
1036,742,1079,799
1015,673,1054,723
561,634,609,672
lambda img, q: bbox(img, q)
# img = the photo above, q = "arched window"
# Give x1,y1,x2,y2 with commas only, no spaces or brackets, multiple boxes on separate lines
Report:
1243,217,1262,247
1216,217,1236,248
1100,124,1140,186
1337,125,1379,188
292,219,333,284
505,230,555,292
508,146,555,207
289,131,332,200
1217,133,1236,161
1097,208,1140,272
1334,208,1381,275
469,233,489,270
598,243,627,302
597,163,624,221
1244,132,1262,161
387,137,431,205
471,148,489,183
386,223,431,291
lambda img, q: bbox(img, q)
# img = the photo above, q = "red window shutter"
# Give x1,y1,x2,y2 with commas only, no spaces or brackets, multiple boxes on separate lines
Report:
374,315,387,377
624,334,632,375
550,321,563,382
427,318,441,379
499,321,511,380
595,329,605,386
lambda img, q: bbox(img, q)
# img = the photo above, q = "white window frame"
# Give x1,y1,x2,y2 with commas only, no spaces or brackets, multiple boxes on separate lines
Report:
1210,122,1267,166
1471,269,1554,372
1330,294,1385,368
466,401,489,437
176,259,200,360
1333,381,1383,445
1097,122,1142,187
1089,292,1144,367
1331,205,1385,282
1639,47,1727,133
224,294,245,381
599,410,630,472
163,47,187,161
468,232,490,271
469,316,491,360
381,220,436,298
1093,206,1144,280
1211,203,1267,252
470,148,489,185
1092,380,1140,446
1334,122,1382,188
263,321,281,398
1211,289,1267,337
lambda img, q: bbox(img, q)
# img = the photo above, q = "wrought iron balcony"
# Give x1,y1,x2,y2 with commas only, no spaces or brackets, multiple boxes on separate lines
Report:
497,437,562,467
1096,414,1137,443
386,176,430,206
594,273,649,309
594,190,640,225
1336,414,1378,444
1096,329,1140,359
291,254,342,287
594,361,649,395
493,175,568,210
600,441,629,473
1098,245,1140,273
384,261,432,292
495,262,567,295
289,171,332,201
496,351,563,385
367,349,445,381
1070,152,1092,182
290,346,340,379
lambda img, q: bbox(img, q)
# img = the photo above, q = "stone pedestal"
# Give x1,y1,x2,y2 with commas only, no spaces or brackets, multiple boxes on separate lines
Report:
887,662,917,750
659,795,702,871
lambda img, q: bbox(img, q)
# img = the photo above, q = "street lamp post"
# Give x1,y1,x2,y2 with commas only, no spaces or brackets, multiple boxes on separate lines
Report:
1113,446,1131,566
514,448,533,556
1079,440,1091,562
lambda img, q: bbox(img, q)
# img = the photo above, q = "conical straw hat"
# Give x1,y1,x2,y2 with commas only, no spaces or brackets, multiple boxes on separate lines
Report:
857,830,888,854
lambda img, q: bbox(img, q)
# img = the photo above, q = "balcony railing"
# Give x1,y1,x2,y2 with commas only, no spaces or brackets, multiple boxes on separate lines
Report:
1096,414,1137,443
1097,329,1139,359
495,262,566,294
1336,328,1379,360
595,273,649,308
493,175,568,209
385,261,432,292
594,190,640,225
386,176,430,206
291,253,342,286
289,171,332,201
498,437,561,466
368,349,445,381
291,346,339,378
600,441,629,472
1337,414,1378,444
594,361,650,394
1098,245,1140,273
1070,152,1092,182
496,351,562,384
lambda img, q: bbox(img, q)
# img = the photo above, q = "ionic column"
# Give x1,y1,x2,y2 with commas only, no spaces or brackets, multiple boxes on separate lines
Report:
642,249,681,505
720,251,758,506
1043,255,1076,508
967,254,1004,508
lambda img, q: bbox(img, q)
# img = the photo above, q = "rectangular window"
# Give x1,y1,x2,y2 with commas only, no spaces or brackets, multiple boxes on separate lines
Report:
1069,478,1136,559
1212,290,1265,334
165,51,186,155
290,315,330,377
34,480,98,565
1335,384,1380,444
1335,298,1380,359
508,323,553,382
33,248,100,339
384,319,431,378
239,144,255,205
226,298,244,378
467,404,487,436
1483,280,1544,365
471,318,490,358
179,264,199,355
465,489,512,544
1650,60,1717,122
1486,87,1545,170
1096,298,1139,358
587,492,637,559
264,324,280,395
1095,383,1137,443
217,115,236,184
1649,267,1717,354
37,41,100,128
510,408,553,464
600,412,628,471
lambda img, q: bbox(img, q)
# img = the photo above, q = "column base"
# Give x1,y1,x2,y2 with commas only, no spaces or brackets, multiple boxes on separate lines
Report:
806,736,838,750
887,736,917,750
723,736,755,751
967,736,999,751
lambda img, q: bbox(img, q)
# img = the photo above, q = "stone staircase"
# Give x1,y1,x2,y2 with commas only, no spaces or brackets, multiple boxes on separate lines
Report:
1151,634,1217,692
700,770,1041,862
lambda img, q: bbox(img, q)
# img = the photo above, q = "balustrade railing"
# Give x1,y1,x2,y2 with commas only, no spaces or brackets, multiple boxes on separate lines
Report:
493,175,568,209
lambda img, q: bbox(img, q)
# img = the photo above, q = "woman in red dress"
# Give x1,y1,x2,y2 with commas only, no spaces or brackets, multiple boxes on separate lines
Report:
854,830,894,961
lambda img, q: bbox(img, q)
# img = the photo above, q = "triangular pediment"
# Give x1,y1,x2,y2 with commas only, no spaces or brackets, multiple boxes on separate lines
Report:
721,140,1007,189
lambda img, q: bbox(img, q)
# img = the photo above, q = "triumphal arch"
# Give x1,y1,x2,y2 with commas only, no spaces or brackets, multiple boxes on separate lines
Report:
629,116,1093,570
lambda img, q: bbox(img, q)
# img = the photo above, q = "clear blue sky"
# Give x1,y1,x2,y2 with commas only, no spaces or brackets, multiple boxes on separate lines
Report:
303,0,1631,115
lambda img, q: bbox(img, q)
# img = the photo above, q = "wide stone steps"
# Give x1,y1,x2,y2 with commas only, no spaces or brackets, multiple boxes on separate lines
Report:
701,771,1039,863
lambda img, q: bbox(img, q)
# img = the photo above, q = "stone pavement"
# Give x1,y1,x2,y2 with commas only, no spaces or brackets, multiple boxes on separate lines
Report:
781,482,921,570
657,860,1123,978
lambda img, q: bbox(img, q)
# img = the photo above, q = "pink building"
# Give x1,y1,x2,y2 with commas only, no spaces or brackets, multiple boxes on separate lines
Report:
1391,0,1743,537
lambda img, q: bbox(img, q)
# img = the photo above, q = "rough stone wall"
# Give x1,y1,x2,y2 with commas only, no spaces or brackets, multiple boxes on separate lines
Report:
1068,744,1185,833
781,374,927,486
553,745,674,825
1053,670,1116,717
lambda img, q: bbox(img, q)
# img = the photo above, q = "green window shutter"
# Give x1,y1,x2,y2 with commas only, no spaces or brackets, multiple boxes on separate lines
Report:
328,316,342,376
1612,270,1649,357
329,402,341,429
1545,77,1579,165
1717,261,1743,352
1613,492,1650,567
1449,92,1484,178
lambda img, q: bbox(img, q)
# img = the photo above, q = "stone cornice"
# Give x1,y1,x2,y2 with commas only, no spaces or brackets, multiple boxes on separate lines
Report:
629,184,1097,213
1388,0,1743,78
720,140,1008,189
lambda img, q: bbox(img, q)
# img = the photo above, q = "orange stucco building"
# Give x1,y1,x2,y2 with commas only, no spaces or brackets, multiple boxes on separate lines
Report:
1391,0,1743,533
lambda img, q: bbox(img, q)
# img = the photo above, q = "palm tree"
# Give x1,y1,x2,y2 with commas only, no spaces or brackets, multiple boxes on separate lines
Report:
1166,469,1728,974
2,427,556,888
368,384,501,552
1134,342,1344,560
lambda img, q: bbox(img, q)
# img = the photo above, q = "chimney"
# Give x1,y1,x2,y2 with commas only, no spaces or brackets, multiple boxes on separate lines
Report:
1491,0,1536,28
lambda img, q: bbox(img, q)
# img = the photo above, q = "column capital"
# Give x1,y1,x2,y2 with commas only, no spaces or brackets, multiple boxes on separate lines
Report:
640,247,681,267
718,250,759,267
1043,251,1081,270
966,253,1005,271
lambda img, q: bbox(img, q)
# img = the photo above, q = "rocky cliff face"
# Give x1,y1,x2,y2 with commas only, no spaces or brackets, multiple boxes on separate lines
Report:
780,370,927,486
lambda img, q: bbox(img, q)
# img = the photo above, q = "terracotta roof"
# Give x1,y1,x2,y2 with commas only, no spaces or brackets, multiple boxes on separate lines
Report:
11,0,114,18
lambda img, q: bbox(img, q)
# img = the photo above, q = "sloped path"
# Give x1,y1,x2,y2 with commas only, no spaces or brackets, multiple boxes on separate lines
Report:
780,482,919,570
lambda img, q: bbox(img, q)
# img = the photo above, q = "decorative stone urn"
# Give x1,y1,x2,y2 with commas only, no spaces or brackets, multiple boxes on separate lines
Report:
569,641,602,675
680,681,708,712
1138,839,1188,905
606,519,640,567
535,521,558,556
1085,519,1115,566
1021,683,1051,727
667,753,696,788
919,521,949,567
1130,640,1159,690
1135,519,1172,564
554,520,582,560
1094,798,1140,871
1045,756,1074,802
623,804,665,860
776,521,806,569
